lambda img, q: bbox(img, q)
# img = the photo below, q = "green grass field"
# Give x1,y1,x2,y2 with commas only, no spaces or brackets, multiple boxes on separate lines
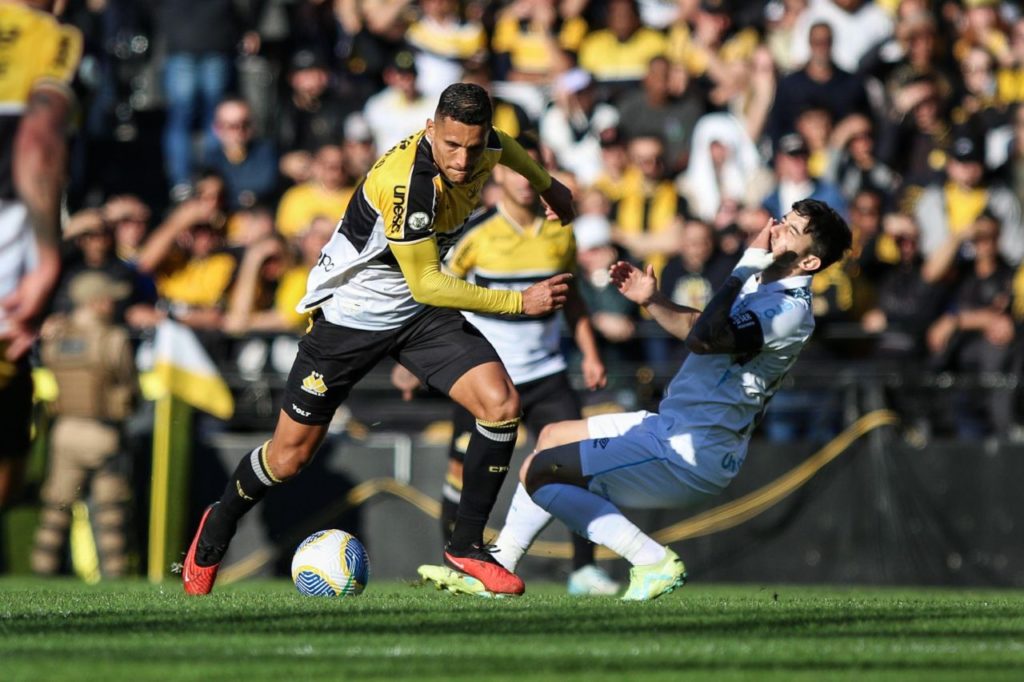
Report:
2,579,1023,681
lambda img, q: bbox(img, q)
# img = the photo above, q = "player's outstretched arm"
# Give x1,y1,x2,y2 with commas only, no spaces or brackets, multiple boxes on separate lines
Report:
609,261,700,340
392,237,525,314
686,222,775,355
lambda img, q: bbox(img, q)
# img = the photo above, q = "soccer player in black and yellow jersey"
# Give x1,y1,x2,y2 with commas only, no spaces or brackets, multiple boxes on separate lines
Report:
184,83,576,596
0,0,81,514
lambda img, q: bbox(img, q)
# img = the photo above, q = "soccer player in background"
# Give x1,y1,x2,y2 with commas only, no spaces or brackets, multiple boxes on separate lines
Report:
423,199,851,600
183,83,576,596
0,0,81,522
398,134,617,595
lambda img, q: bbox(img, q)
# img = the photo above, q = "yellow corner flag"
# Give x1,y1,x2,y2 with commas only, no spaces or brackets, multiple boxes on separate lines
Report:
149,319,234,420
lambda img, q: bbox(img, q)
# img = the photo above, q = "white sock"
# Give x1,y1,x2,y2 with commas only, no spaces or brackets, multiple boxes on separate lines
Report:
532,484,666,566
493,484,552,571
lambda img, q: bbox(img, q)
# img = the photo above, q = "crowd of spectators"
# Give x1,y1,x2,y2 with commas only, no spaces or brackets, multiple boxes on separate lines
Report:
51,0,1024,440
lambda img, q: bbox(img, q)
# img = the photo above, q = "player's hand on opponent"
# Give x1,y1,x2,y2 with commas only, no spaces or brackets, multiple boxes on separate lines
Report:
540,178,576,225
522,273,572,315
609,260,657,306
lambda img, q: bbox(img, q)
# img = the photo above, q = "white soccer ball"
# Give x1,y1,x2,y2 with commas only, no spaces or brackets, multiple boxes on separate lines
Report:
291,529,370,597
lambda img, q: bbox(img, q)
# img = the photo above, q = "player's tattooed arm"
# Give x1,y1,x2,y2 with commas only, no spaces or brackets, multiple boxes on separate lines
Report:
685,276,765,355
15,86,72,250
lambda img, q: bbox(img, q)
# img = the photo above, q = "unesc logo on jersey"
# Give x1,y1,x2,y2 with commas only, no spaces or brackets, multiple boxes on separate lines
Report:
301,371,328,397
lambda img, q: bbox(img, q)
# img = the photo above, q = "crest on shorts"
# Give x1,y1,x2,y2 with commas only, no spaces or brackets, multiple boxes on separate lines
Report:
408,212,431,231
301,371,328,396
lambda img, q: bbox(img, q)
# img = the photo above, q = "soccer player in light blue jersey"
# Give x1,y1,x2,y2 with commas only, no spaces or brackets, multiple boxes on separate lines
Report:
484,199,852,600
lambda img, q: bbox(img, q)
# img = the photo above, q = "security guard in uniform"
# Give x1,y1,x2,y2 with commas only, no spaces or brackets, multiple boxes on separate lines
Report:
32,272,137,577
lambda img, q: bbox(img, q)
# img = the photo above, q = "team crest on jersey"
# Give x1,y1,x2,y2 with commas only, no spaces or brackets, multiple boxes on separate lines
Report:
408,212,430,231
301,371,328,396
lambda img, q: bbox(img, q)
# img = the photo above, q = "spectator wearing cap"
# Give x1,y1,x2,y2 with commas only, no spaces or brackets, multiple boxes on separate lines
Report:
276,144,355,239
52,209,158,328
578,0,667,99
276,49,354,185
914,133,1024,263
362,50,435,154
790,0,894,76
405,0,487,98
767,21,870,145
201,97,280,211
572,210,642,367
762,133,848,222
539,68,620,187
616,56,705,175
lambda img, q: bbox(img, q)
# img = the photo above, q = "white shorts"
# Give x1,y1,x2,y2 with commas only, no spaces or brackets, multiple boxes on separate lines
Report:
580,410,718,510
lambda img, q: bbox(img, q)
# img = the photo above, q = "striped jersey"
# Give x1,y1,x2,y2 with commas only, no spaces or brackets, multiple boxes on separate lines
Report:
447,205,576,384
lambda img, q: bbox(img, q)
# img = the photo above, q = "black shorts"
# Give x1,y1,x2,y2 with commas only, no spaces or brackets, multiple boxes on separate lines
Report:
449,370,581,462
0,359,33,460
283,307,501,425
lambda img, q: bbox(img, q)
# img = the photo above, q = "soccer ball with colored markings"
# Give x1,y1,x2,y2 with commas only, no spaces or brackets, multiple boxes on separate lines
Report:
291,529,369,597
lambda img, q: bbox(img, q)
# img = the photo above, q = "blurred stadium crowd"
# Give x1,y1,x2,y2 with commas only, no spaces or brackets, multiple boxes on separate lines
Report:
48,0,1024,449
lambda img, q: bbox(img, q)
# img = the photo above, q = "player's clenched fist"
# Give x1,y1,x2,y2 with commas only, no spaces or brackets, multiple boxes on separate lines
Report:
522,273,572,315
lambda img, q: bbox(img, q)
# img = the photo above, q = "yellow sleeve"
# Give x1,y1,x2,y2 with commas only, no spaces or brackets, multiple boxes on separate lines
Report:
39,23,83,87
390,237,522,314
497,129,551,192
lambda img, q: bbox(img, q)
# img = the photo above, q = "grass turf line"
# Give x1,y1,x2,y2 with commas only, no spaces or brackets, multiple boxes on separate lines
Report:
1,579,1023,681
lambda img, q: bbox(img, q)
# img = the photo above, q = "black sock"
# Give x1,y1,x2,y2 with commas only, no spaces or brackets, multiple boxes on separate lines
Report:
450,418,518,551
198,441,279,565
571,534,596,571
440,463,462,546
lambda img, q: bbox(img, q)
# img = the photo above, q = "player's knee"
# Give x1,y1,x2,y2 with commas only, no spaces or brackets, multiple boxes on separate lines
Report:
473,384,521,423
535,423,566,452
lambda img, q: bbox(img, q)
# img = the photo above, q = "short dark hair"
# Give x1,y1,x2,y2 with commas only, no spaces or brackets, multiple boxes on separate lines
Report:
792,198,851,272
436,83,492,126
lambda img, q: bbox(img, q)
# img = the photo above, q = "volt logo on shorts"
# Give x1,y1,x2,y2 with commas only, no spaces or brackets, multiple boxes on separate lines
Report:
301,372,328,397
291,403,311,417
